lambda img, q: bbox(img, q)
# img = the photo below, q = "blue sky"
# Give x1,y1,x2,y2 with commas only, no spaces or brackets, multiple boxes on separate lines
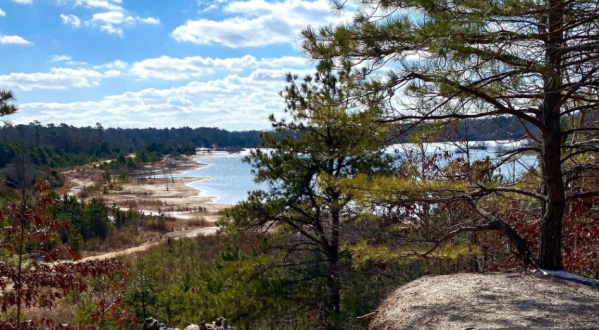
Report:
0,0,350,130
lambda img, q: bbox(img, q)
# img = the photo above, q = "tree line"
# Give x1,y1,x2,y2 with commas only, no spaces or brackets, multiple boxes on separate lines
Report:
0,117,531,163
0,123,263,153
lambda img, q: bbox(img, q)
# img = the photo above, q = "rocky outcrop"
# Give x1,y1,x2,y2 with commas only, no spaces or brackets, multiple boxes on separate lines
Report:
143,317,235,330
369,272,599,330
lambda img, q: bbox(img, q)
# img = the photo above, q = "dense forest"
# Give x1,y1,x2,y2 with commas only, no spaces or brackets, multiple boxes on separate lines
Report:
0,124,260,155
0,123,263,151
0,116,531,170
1,117,530,148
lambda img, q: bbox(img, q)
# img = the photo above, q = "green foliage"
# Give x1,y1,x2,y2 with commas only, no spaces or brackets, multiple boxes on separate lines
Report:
217,60,398,328
48,195,164,246
125,237,320,329
0,89,18,117
0,143,99,169
49,196,111,242
102,171,111,182
301,0,599,270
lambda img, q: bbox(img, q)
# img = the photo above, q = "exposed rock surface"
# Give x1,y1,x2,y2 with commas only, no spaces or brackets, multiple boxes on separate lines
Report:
370,272,599,330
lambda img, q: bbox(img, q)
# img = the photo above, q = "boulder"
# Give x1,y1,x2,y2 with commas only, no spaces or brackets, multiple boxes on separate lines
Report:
143,318,160,330
370,272,599,330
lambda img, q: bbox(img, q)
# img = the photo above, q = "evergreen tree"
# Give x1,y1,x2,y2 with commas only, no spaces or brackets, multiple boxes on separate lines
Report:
303,0,599,270
220,60,393,327
0,89,17,118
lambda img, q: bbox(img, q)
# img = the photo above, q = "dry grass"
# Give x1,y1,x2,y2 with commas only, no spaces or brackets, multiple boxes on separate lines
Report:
80,229,164,254
186,216,209,227
22,304,78,326
122,198,164,209
159,205,206,213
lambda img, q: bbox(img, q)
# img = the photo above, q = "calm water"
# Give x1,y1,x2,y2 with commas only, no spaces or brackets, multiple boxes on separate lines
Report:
175,143,538,205
172,155,268,205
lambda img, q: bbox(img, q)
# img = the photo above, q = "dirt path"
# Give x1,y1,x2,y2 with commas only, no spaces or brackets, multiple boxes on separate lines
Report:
62,226,219,263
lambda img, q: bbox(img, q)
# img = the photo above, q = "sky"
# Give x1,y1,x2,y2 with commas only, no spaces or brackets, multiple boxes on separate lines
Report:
0,0,351,131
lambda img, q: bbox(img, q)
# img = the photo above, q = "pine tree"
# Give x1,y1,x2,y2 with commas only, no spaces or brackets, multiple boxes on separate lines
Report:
220,60,393,327
303,0,599,270
0,89,18,118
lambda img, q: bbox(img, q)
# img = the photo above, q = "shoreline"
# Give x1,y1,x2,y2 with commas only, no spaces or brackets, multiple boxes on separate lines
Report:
61,153,236,224
58,153,239,261
180,153,248,205
182,154,226,206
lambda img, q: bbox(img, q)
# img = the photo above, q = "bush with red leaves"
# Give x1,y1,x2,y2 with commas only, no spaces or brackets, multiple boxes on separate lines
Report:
0,182,137,330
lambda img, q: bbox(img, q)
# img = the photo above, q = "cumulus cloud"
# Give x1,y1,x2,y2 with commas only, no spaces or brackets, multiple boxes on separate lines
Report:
130,55,308,80
0,9,6,17
50,54,72,62
16,68,313,129
99,24,123,36
0,67,120,90
259,56,309,68
9,0,32,4
93,59,128,70
67,61,89,66
49,55,88,66
171,0,349,48
60,14,82,27
138,17,159,24
92,11,130,24
90,11,160,36
0,35,33,45
56,0,123,12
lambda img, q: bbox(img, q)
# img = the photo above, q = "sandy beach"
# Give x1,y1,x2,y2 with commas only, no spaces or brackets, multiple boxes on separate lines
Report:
57,154,236,259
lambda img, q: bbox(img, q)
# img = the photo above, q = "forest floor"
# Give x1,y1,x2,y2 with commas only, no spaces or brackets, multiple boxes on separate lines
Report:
56,154,233,260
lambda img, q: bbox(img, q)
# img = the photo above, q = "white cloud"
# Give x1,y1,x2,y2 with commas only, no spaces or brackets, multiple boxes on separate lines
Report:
130,55,251,80
139,17,159,24
90,11,160,36
60,14,82,27
259,56,309,68
56,0,123,12
99,23,123,36
0,35,33,45
49,55,88,66
0,67,120,90
0,9,6,17
172,17,292,48
93,60,128,70
16,68,313,129
172,0,349,48
50,54,72,62
9,0,32,4
66,60,89,66
130,55,308,80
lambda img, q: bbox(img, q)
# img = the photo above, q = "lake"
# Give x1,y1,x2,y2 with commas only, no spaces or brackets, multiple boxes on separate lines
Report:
170,154,268,205
176,142,538,205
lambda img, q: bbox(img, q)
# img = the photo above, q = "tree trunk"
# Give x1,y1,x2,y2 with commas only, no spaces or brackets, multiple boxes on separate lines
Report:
326,252,341,317
538,0,565,270
326,204,341,323
539,113,565,270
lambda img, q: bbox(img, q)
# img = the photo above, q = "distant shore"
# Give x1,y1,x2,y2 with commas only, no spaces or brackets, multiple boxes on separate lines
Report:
60,153,234,225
